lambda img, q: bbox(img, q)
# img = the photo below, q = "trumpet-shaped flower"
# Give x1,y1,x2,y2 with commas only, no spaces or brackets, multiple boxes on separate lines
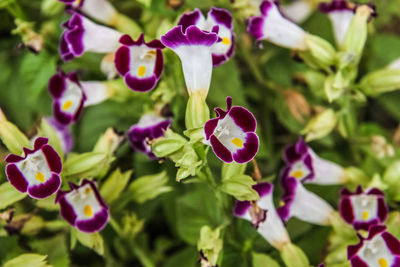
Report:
204,97,259,164
319,0,356,46
234,183,290,250
60,12,121,61
5,137,62,199
178,7,235,66
348,225,400,267
282,138,345,185
49,70,113,125
56,179,109,233
114,34,164,92
161,25,219,99
128,114,172,159
49,71,86,125
59,0,117,26
247,0,307,50
340,186,388,231
278,177,335,225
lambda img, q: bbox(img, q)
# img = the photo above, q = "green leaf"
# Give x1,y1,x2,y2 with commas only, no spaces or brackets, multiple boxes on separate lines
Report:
129,171,172,203
74,228,104,256
222,162,247,181
0,114,30,155
280,243,309,267
30,235,70,267
0,182,26,210
252,252,280,267
175,184,222,244
3,254,49,267
100,169,132,204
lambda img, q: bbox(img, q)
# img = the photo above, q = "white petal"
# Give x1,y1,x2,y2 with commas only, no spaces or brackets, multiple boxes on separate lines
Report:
128,45,157,79
257,192,290,250
80,0,117,25
213,115,246,153
16,150,52,185
310,149,346,184
290,182,334,225
174,45,213,95
81,81,109,106
82,17,121,53
350,194,378,222
137,114,166,128
280,0,312,24
328,11,354,46
61,79,84,114
388,58,400,70
358,235,394,267
65,183,103,220
262,3,307,50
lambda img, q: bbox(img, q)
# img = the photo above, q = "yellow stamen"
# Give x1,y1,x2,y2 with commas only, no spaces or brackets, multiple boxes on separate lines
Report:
137,66,146,77
362,211,369,220
291,170,303,179
222,37,230,45
379,258,388,267
84,205,93,217
75,0,82,5
62,100,72,111
85,187,91,195
280,200,285,207
35,172,45,182
231,137,243,148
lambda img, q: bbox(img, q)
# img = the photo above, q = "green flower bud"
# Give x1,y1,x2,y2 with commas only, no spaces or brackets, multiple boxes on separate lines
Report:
129,171,172,203
197,226,223,266
185,91,210,131
222,162,247,181
62,152,109,179
12,19,43,53
343,167,369,186
342,5,374,59
151,129,187,158
280,243,309,267
359,69,400,96
0,109,30,155
301,109,337,142
93,128,123,156
305,34,337,67
109,13,142,37
383,162,400,201
220,174,259,201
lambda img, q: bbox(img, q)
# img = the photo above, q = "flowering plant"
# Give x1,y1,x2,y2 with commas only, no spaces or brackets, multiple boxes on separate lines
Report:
2,0,400,266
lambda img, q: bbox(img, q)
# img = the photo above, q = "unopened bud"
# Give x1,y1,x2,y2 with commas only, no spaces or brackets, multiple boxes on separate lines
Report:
185,91,210,130
283,90,311,123
301,109,337,141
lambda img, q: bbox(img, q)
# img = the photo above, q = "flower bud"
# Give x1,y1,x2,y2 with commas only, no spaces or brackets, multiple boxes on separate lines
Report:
301,109,337,141
12,19,43,53
280,243,310,267
185,91,210,130
220,174,259,201
342,5,375,60
359,69,400,96
62,152,108,179
151,129,187,158
197,226,223,266
305,34,337,68
0,109,30,155
383,161,400,202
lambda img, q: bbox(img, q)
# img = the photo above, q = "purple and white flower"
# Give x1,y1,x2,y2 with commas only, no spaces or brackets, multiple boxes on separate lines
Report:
161,25,219,99
58,0,117,26
340,186,388,231
247,0,308,50
348,225,400,267
127,114,172,159
178,7,235,66
282,138,346,185
278,177,335,225
204,97,259,164
60,12,121,61
49,71,86,125
49,70,113,125
280,0,313,24
46,117,74,154
234,183,290,250
55,179,109,233
319,0,356,47
5,137,62,199
114,34,164,92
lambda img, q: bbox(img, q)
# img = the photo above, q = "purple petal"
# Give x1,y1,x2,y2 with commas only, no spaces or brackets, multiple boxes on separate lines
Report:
210,135,233,163
233,200,251,217
204,118,219,140
27,173,61,199
124,74,158,92
229,106,256,132
178,8,203,32
5,164,28,193
42,145,62,173
232,132,259,164
161,25,218,49
114,45,130,76
209,7,233,29
318,0,354,13
76,208,109,233
253,182,273,198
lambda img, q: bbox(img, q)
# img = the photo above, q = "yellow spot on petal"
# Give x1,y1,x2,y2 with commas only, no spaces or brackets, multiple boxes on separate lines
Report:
222,37,230,45
35,172,45,182
379,258,388,267
231,137,243,148
84,205,93,217
291,170,303,179
75,0,82,5
363,211,369,220
280,201,285,207
137,65,146,77
62,100,72,111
